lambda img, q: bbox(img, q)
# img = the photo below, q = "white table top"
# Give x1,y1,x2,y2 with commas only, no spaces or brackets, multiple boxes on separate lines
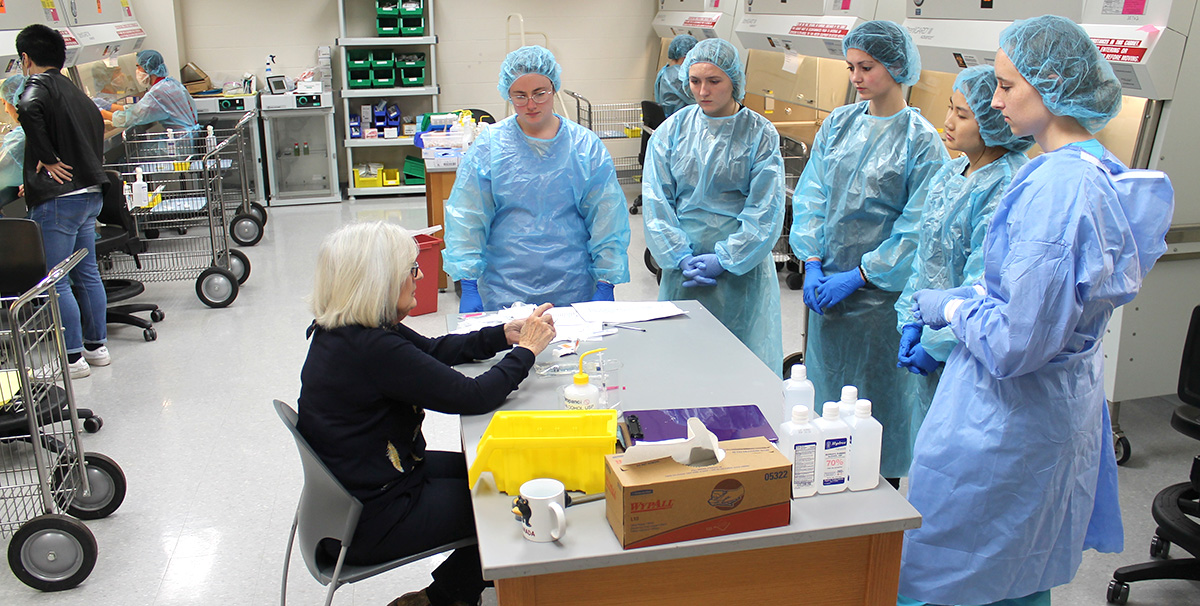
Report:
453,300,921,580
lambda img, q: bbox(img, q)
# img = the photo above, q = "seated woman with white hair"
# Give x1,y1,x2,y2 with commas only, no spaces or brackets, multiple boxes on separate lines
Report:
297,221,556,606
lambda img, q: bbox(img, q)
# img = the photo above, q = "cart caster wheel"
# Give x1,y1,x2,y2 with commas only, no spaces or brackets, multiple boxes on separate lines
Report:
7,514,97,591
785,272,804,291
219,248,251,284
143,228,160,239
1107,579,1129,604
61,452,126,520
143,327,157,342
150,309,165,322
196,267,238,308
230,212,264,246
82,417,103,433
1115,434,1131,466
1150,535,1171,559
785,259,800,273
775,261,785,272
782,352,805,378
629,195,641,215
177,227,188,235
249,201,268,226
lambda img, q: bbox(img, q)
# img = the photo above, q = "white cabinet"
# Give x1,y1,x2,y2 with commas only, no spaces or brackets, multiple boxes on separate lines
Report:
337,0,439,198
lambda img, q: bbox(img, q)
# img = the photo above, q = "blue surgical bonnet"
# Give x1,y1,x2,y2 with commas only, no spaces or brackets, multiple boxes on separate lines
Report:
999,15,1122,134
679,38,745,101
1,75,26,107
137,49,168,79
667,35,698,61
954,65,1034,153
843,20,922,86
497,46,562,101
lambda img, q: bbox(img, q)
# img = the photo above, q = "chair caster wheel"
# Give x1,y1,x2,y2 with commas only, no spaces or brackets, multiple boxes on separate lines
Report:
1107,579,1129,605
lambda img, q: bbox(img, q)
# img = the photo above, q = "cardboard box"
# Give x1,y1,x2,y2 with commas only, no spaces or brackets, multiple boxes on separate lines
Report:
180,62,212,95
604,437,791,549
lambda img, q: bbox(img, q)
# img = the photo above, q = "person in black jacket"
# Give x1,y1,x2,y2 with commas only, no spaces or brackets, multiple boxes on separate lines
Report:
16,24,110,378
298,221,556,606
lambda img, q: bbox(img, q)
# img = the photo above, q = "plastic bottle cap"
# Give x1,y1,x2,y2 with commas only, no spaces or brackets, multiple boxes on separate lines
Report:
856,399,872,417
823,401,839,419
791,405,809,423
841,385,858,403
791,364,806,380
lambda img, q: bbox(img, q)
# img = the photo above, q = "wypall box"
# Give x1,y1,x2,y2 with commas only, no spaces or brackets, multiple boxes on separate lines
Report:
604,437,791,549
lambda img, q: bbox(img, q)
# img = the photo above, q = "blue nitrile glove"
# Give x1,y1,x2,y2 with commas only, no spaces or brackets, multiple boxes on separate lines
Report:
682,253,723,287
803,261,826,315
592,281,614,301
92,97,113,111
897,324,922,367
815,267,866,311
902,344,940,376
679,254,716,288
911,288,961,330
459,279,483,313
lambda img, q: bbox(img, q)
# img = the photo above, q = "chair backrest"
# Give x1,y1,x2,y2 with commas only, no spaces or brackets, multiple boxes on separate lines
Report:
274,399,365,582
642,100,667,130
1180,305,1200,407
0,218,47,297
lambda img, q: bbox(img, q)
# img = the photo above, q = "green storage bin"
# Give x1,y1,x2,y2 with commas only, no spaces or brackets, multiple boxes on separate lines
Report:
404,156,425,184
400,16,425,36
394,52,426,68
399,0,423,16
376,0,400,16
398,66,426,87
377,16,400,36
371,68,396,88
347,49,371,69
348,68,372,89
370,49,393,68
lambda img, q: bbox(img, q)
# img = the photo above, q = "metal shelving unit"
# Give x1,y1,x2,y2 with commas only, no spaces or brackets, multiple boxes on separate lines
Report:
337,0,439,198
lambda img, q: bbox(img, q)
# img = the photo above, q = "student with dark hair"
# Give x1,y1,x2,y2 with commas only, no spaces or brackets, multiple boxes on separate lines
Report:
15,23,110,378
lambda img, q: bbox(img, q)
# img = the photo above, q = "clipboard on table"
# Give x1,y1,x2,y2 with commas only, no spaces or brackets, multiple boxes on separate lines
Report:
620,404,778,446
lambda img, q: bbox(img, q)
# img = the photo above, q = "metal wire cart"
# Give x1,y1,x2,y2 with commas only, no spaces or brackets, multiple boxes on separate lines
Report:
106,128,253,308
561,90,643,185
1,251,127,591
122,113,266,247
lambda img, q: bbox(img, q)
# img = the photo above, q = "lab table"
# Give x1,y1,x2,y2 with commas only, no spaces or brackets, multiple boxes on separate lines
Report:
455,301,922,605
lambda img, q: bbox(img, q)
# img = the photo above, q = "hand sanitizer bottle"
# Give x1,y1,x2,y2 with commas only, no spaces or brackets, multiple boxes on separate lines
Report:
783,364,816,425
814,401,850,494
846,399,883,491
779,405,821,498
131,167,149,208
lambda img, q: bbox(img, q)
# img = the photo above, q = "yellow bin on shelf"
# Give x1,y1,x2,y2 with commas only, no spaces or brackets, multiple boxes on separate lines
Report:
468,410,618,495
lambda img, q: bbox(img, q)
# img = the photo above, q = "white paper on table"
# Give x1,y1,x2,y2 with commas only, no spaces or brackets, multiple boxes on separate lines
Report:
570,301,687,325
545,306,605,343
449,303,537,334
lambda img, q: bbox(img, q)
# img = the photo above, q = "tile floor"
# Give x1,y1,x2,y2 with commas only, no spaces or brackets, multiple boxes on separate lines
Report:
0,189,1196,605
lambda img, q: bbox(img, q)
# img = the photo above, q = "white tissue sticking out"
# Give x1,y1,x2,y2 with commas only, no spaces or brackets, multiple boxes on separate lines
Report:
621,417,725,467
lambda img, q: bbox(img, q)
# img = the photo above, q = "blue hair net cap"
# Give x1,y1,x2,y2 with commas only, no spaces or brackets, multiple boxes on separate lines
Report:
667,35,698,61
679,38,745,101
953,65,1034,153
999,15,1122,134
1,75,26,107
137,49,168,78
843,20,921,86
497,46,562,101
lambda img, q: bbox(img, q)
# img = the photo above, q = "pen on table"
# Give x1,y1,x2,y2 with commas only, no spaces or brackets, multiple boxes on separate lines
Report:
607,323,645,332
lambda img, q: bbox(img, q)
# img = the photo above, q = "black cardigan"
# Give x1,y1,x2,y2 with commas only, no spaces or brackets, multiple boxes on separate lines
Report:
297,322,534,501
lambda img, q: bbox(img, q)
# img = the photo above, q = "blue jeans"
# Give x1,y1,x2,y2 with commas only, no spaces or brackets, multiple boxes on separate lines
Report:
28,191,107,354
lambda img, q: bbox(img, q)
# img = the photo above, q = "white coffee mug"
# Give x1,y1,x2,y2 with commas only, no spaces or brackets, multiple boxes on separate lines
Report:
515,478,566,543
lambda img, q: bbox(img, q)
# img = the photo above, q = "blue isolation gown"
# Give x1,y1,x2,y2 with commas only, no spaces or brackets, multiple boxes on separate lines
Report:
0,126,25,188
442,115,630,310
893,151,1028,458
789,101,947,477
654,63,692,117
643,104,785,374
111,77,198,132
900,144,1174,605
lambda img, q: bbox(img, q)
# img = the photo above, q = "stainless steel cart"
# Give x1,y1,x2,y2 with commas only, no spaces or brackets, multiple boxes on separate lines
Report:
561,90,642,185
1,251,127,591
104,132,251,308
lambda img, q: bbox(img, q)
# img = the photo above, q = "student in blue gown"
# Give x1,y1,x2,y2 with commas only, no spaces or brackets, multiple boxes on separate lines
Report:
654,34,697,116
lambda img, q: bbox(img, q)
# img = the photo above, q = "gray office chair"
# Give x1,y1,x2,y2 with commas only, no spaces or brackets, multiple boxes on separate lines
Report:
274,399,475,606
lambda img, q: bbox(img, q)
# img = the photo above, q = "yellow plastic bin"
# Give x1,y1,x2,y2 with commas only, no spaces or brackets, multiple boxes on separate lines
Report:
380,168,402,187
468,410,618,495
353,166,383,188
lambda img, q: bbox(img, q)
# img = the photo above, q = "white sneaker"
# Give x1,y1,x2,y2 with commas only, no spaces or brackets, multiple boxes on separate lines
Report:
32,357,90,381
82,346,110,367
66,357,91,378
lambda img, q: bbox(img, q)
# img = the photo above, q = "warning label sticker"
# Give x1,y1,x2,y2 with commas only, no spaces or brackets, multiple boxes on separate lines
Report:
788,23,850,39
